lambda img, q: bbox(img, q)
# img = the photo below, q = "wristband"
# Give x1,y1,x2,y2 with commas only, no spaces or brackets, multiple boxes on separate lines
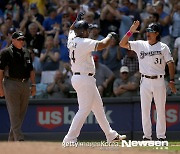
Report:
31,84,36,87
126,31,133,37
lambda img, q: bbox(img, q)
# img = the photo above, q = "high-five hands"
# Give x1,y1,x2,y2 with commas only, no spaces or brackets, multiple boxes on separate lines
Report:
129,20,140,33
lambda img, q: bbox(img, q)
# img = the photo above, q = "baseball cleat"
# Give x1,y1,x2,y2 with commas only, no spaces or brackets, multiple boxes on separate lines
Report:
142,136,152,141
157,138,166,141
112,134,126,142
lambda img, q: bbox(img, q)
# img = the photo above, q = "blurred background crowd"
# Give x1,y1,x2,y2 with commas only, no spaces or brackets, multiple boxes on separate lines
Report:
0,0,179,99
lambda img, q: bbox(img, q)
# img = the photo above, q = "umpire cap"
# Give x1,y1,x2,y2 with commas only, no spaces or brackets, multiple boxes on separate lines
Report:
146,23,161,33
12,31,25,39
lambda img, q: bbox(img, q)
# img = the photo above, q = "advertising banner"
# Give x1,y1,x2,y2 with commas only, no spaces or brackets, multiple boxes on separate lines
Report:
0,103,132,133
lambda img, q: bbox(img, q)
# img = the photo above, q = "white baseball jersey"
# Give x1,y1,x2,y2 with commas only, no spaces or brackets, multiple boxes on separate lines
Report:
129,40,173,75
67,30,98,75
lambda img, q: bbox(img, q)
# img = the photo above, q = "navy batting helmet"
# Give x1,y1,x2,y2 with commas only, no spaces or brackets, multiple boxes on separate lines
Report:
146,23,161,33
74,20,90,37
74,20,89,30
146,23,161,41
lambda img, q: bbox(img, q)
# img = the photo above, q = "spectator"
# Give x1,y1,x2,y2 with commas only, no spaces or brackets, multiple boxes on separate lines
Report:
117,6,133,40
54,21,70,68
4,16,19,30
169,1,180,49
84,11,95,24
47,70,71,98
173,37,180,74
0,27,16,50
122,49,139,76
19,6,44,35
138,12,159,39
4,1,20,23
61,12,73,24
153,0,171,47
29,3,44,25
29,1,46,16
89,24,104,63
100,0,120,37
102,34,122,77
25,22,45,56
30,48,42,84
129,0,142,22
87,0,101,22
31,83,48,99
113,66,139,97
40,35,60,84
42,7,62,35
94,55,115,96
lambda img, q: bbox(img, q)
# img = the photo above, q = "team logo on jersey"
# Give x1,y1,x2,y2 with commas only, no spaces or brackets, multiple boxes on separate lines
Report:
140,51,162,59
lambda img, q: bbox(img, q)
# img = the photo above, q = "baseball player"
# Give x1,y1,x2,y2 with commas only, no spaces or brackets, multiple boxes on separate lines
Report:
62,13,126,143
120,21,177,140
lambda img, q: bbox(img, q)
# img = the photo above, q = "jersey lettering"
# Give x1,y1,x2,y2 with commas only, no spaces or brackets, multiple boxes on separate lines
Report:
140,50,162,59
154,58,162,64
71,50,76,63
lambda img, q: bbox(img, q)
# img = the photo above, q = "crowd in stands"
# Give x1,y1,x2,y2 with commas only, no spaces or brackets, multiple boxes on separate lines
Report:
0,0,180,99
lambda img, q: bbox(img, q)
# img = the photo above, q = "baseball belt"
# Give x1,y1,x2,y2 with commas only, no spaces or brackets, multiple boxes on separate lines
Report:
141,74,163,79
74,72,93,76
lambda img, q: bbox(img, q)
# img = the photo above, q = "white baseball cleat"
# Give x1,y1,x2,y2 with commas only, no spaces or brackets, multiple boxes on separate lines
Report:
112,134,126,142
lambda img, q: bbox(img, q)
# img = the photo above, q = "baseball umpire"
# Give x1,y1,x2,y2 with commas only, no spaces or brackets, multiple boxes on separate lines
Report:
0,31,36,141
120,21,177,140
63,12,126,143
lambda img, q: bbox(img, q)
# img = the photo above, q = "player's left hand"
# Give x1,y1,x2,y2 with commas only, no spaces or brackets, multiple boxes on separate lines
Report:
169,82,177,94
109,32,118,39
129,20,140,33
76,11,85,21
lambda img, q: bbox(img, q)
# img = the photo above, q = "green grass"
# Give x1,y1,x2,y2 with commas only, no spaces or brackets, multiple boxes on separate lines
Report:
168,142,180,151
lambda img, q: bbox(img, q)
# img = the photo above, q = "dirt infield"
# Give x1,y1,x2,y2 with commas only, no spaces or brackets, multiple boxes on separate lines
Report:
0,142,176,154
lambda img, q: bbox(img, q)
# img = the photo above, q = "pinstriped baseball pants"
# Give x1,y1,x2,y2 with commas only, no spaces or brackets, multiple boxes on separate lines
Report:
140,77,166,139
63,75,118,142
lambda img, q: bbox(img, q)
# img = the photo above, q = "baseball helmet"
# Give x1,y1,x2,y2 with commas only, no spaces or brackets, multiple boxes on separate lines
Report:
74,20,89,37
146,23,161,33
74,20,89,30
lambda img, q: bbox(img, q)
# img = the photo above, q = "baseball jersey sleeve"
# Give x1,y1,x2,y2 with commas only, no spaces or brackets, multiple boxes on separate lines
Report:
162,43,173,63
129,40,143,54
82,38,98,53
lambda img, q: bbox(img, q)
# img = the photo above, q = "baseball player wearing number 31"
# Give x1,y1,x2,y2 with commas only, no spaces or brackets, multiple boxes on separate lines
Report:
62,13,126,144
120,21,177,141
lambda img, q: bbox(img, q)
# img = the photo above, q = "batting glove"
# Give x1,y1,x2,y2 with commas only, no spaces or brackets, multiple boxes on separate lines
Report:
76,12,85,21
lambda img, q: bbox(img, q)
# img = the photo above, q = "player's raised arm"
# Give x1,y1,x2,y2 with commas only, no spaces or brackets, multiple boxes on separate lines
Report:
119,20,140,49
70,12,85,30
96,32,118,51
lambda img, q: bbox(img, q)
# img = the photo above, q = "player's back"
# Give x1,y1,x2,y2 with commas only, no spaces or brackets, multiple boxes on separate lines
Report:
67,30,98,74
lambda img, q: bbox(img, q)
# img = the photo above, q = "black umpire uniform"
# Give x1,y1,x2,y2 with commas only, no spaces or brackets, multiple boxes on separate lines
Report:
0,31,36,141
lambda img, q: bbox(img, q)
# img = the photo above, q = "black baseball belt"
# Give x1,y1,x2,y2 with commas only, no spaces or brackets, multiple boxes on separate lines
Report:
141,74,163,79
5,76,29,82
74,72,94,76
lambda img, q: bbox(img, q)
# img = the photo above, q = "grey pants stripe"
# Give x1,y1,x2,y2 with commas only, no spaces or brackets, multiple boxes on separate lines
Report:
3,78,30,141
